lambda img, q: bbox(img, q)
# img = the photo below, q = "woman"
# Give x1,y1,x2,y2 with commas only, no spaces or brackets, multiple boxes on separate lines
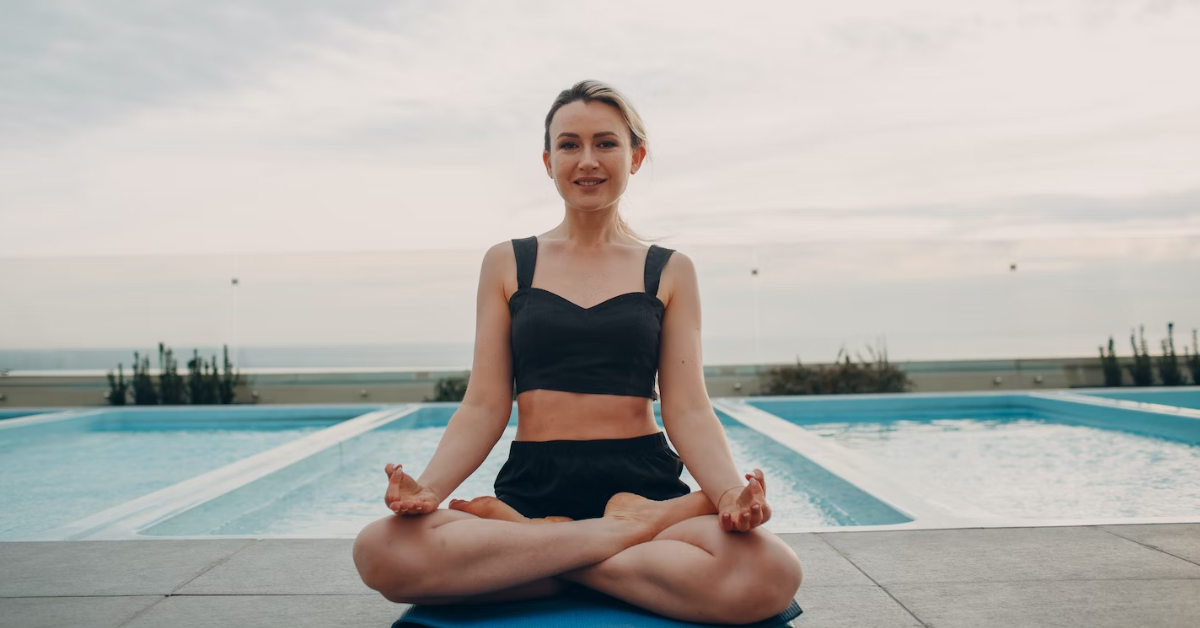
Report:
353,80,802,625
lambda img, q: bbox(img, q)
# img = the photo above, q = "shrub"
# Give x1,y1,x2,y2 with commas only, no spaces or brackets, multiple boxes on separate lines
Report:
130,351,158,405
427,375,469,402
217,345,245,404
157,342,186,405
105,364,129,405
1188,329,1200,385
186,349,221,404
1159,322,1184,386
1127,326,1155,386
757,344,911,396
1099,336,1122,387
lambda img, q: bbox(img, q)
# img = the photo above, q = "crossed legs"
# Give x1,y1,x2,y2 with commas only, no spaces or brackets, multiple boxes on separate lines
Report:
353,491,802,624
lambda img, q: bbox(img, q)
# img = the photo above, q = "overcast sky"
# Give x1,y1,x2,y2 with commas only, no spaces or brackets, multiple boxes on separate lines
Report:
2,0,1198,258
1,1,1197,359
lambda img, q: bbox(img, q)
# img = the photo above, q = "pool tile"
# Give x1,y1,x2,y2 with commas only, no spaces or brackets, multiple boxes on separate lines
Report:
778,533,874,586
122,594,403,628
1098,523,1200,566
792,586,922,628
888,579,1200,628
819,526,1200,584
0,540,252,597
175,539,371,595
0,596,161,628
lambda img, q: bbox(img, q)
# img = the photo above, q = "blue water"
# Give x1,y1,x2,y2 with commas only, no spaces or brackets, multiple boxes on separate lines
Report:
0,407,370,540
0,409,58,421
1076,388,1200,411
751,397,1200,519
143,405,907,537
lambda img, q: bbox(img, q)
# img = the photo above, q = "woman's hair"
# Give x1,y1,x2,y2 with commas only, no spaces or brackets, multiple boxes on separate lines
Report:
544,80,652,243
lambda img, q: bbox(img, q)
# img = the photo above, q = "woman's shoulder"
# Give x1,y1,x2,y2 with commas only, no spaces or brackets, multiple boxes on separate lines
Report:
478,240,521,282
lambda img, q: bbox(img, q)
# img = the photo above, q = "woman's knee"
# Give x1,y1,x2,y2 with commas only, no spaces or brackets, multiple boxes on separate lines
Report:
713,533,803,623
352,515,436,602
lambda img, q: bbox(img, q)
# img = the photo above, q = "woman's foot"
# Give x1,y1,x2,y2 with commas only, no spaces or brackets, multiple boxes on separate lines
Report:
448,496,572,523
602,492,712,541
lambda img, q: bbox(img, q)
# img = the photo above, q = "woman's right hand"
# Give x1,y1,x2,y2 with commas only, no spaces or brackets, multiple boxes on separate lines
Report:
384,463,442,515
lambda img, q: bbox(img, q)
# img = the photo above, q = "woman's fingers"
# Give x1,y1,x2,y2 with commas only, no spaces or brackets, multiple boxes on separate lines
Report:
751,503,764,528
721,511,734,532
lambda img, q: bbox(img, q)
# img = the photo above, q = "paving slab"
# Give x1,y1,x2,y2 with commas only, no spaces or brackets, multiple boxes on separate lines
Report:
0,596,161,628
177,539,370,595
888,578,1200,628
1098,523,1200,566
778,533,874,587
791,585,922,628
819,526,1200,585
0,540,252,597
121,594,404,628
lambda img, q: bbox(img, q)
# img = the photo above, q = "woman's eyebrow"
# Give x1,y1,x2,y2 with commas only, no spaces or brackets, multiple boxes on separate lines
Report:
556,131,618,139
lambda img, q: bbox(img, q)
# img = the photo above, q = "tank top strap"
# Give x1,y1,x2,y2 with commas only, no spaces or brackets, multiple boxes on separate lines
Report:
643,244,675,297
512,236,538,291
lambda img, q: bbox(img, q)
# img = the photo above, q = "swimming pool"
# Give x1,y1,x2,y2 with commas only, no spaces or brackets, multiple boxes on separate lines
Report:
5,389,1199,539
140,405,907,538
734,391,1200,529
0,405,386,541
1074,386,1200,411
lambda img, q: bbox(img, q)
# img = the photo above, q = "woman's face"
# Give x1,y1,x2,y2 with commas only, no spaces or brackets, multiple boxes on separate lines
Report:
543,100,646,213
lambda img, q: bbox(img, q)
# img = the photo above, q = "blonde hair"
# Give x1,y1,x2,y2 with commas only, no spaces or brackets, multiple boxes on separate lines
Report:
544,80,653,243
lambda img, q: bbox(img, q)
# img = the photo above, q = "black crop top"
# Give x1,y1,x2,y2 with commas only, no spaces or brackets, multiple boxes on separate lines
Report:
509,236,675,400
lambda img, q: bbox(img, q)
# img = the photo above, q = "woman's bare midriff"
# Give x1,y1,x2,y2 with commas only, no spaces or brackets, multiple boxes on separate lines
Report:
515,389,659,442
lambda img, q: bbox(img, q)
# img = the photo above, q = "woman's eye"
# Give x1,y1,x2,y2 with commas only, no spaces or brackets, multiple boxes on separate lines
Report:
559,142,578,149
599,141,617,148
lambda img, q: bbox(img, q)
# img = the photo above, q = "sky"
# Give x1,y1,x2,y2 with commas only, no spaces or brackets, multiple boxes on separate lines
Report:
1,0,1198,360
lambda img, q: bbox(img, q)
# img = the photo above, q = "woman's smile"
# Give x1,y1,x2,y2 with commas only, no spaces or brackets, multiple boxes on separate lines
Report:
575,176,607,188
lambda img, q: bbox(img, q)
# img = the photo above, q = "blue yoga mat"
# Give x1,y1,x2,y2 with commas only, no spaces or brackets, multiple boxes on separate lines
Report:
393,585,802,627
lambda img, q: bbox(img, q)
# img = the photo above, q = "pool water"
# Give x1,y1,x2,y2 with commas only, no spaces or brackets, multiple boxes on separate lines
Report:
803,416,1200,519
0,426,328,539
144,406,907,537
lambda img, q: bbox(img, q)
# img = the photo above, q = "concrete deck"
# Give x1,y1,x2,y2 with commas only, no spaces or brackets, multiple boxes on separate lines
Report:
2,524,1198,627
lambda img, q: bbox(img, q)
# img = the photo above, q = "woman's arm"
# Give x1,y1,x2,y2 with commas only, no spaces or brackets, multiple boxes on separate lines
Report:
656,253,747,510
412,242,517,502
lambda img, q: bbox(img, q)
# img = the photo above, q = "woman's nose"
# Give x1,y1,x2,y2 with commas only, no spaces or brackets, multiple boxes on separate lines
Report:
579,146,599,168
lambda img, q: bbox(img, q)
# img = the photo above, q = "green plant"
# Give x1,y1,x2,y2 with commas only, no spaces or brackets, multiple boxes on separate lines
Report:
1127,326,1155,386
186,349,217,404
157,342,186,405
1159,322,1183,386
426,375,469,402
1188,329,1200,385
757,344,911,396
130,351,159,405
217,345,245,404
105,363,129,405
1099,336,1122,387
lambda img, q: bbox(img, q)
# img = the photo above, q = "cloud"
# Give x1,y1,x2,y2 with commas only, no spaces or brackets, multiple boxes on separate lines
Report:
1,0,1199,258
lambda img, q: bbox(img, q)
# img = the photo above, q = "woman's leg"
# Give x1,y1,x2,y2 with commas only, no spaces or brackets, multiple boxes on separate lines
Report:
562,515,803,624
352,492,702,602
445,493,802,624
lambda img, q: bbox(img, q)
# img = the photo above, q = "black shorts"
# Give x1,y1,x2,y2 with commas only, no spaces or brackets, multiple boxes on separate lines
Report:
493,431,691,521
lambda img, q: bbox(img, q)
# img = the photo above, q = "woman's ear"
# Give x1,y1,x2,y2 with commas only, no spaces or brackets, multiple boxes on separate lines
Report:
543,150,553,178
630,145,647,175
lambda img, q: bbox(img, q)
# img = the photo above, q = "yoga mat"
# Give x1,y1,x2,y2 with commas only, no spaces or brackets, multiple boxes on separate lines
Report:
393,585,803,627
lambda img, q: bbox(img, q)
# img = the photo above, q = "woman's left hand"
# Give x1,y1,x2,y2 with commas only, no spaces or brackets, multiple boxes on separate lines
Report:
717,469,772,533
